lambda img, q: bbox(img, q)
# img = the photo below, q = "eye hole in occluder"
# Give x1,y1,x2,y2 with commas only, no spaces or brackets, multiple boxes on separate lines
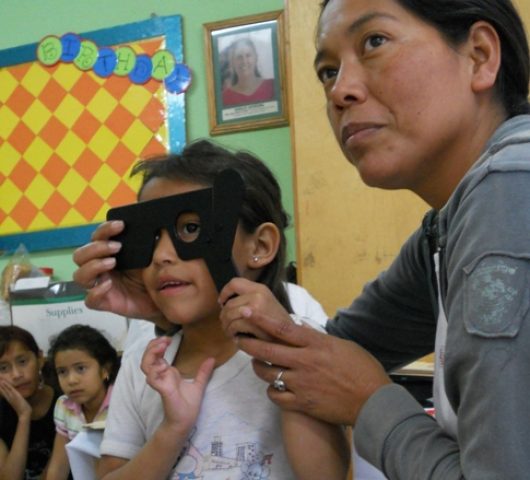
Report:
175,211,201,243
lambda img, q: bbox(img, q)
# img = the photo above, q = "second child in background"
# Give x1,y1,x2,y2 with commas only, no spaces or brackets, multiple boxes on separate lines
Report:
43,324,119,480
73,139,350,479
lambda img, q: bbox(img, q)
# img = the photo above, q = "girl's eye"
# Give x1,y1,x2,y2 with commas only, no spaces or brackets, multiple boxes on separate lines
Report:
56,368,66,376
316,66,338,84
0,364,9,374
363,34,388,52
183,222,200,235
76,365,87,373
176,213,201,243
17,357,28,366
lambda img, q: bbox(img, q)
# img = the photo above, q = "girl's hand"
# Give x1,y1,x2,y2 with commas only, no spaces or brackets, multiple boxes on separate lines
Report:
73,220,161,321
141,337,215,433
219,278,292,340
0,379,31,420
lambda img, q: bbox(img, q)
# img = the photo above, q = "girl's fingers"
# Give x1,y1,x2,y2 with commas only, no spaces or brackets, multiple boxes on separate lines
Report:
194,358,216,389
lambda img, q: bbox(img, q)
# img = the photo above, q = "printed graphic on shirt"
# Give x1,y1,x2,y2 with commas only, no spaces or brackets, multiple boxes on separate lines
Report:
171,423,275,480
464,255,530,337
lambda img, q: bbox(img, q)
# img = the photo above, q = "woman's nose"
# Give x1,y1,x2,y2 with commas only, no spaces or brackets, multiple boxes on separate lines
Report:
329,62,367,109
152,229,179,265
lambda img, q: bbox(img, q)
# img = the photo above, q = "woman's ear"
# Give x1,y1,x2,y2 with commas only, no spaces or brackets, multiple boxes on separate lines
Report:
247,222,280,269
467,21,501,93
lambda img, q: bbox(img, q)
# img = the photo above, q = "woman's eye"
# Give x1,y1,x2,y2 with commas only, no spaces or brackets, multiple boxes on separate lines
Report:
364,34,387,52
317,66,338,84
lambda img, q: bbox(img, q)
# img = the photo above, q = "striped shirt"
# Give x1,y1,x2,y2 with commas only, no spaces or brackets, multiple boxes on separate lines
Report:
54,385,113,440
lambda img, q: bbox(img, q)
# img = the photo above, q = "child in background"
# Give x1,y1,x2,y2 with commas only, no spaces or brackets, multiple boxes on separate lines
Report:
73,139,350,479
43,324,119,480
0,325,57,480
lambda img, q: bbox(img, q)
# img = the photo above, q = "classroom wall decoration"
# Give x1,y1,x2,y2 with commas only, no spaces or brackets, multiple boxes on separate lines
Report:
0,15,187,253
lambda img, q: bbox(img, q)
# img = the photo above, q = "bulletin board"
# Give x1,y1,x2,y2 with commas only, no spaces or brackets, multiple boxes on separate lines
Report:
0,15,187,254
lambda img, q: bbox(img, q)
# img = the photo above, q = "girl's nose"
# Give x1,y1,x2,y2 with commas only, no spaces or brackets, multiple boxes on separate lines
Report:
11,365,23,380
151,229,180,265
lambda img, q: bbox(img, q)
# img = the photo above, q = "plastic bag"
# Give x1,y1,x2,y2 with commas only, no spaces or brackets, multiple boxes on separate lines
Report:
0,244,42,301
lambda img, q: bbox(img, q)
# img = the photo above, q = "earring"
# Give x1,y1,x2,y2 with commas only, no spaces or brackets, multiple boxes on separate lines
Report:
252,255,260,263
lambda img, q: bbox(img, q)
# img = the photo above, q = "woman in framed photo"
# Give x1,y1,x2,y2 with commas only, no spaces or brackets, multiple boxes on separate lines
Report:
222,37,275,106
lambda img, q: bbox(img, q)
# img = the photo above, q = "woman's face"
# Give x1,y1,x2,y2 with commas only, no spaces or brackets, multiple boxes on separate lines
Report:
232,42,258,80
315,0,483,205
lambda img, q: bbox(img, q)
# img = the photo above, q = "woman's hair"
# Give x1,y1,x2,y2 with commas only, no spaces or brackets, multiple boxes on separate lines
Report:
229,37,262,84
48,324,120,384
319,0,530,117
0,325,39,357
133,139,292,312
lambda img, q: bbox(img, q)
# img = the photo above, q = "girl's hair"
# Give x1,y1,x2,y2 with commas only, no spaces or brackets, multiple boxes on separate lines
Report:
319,0,530,117
0,325,39,357
132,139,292,312
48,324,120,384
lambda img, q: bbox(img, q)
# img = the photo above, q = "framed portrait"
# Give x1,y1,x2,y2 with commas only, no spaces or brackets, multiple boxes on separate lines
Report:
204,11,289,135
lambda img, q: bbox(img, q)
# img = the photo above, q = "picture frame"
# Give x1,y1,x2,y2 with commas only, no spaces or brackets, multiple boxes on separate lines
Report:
204,11,289,135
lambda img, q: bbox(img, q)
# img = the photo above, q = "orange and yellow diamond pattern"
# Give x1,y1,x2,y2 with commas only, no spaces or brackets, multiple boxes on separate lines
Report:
0,37,168,237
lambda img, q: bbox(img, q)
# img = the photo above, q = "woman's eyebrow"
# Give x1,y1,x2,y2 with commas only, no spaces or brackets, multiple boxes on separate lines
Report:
314,11,397,67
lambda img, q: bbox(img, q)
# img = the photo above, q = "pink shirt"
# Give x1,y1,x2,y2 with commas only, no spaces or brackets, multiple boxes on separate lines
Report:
222,78,275,106
54,385,113,440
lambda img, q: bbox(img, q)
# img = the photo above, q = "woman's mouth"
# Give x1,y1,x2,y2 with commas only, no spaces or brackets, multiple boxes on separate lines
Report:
341,122,382,148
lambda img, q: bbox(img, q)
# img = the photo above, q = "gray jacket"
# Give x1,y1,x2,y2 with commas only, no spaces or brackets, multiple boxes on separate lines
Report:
327,115,530,479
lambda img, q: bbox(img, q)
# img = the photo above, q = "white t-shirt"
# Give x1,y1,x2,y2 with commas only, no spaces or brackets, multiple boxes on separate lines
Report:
119,282,386,479
101,333,295,479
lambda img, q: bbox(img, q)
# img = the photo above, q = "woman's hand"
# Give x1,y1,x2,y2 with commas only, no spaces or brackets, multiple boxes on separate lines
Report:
0,380,31,420
141,337,215,433
222,310,392,426
219,278,292,340
73,220,160,321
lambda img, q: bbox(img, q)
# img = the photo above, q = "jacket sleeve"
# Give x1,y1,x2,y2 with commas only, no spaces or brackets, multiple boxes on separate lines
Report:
354,166,530,479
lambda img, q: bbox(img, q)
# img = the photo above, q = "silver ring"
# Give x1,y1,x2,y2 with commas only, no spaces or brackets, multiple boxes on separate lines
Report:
272,370,287,392
91,277,100,288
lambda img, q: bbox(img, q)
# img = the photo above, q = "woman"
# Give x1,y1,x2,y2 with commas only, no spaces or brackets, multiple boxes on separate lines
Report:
218,0,530,478
221,37,275,106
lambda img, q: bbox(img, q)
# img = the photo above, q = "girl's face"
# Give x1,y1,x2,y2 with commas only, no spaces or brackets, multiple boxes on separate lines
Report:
0,341,42,399
315,0,489,206
140,177,256,326
55,349,108,408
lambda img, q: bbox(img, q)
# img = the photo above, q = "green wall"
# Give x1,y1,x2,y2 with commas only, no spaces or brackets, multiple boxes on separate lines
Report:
0,0,294,281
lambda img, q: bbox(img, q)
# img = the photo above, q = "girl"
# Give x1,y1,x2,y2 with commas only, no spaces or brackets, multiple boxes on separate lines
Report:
44,324,119,480
73,139,350,479
0,325,57,480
